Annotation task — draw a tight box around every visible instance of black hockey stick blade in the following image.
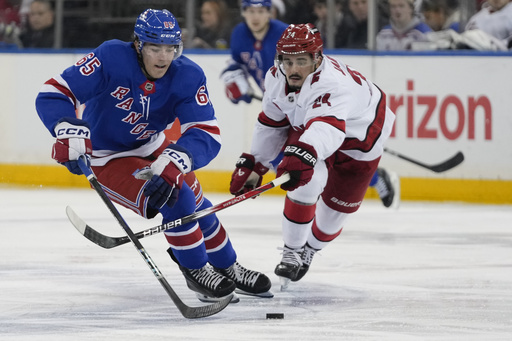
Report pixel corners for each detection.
[74,157,231,319]
[67,173,290,249]
[384,148,464,173]
[66,206,127,249]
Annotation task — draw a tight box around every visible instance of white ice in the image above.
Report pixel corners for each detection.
[1,186,511,340]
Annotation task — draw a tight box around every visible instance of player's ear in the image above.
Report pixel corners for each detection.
[133,37,142,55]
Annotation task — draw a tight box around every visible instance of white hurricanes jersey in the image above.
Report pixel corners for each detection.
[251,55,395,167]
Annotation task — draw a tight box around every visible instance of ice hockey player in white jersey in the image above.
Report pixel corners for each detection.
[229,23,396,288]
[35,9,271,302]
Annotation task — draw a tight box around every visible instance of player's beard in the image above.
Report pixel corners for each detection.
[286,73,303,92]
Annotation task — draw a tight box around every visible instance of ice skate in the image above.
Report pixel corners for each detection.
[179,264,236,299]
[294,243,318,282]
[195,292,240,304]
[275,245,303,290]
[375,168,400,209]
[214,261,273,298]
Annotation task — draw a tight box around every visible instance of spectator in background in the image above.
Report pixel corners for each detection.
[283,0,316,24]
[312,0,344,43]
[19,0,54,48]
[420,0,460,32]
[376,0,433,50]
[337,0,389,48]
[190,0,233,49]
[271,0,287,20]
[465,0,512,47]
[0,0,21,47]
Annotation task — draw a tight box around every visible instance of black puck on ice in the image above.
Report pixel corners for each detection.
[266,313,284,319]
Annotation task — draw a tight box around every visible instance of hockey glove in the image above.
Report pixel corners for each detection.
[230,153,269,196]
[221,68,252,104]
[276,141,317,191]
[135,144,193,210]
[52,117,93,175]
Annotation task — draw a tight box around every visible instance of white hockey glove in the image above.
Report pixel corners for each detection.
[221,68,253,104]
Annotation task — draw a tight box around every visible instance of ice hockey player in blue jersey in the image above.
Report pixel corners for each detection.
[35,8,271,302]
[220,0,288,103]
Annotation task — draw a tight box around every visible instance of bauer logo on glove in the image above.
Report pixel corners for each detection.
[283,145,317,166]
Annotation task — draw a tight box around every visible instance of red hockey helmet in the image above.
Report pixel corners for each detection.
[276,23,323,58]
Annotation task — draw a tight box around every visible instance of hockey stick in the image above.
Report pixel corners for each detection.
[67,172,290,249]
[74,157,232,319]
[250,93,262,101]
[384,148,464,173]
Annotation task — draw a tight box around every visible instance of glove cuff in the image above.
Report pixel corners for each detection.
[283,141,317,167]
[54,118,91,139]
[253,162,269,176]
[160,144,194,174]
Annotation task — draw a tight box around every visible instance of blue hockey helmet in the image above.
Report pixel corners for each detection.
[134,9,183,59]
[241,0,272,9]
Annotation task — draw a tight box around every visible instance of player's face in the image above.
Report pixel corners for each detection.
[140,43,175,79]
[281,53,317,90]
[242,7,271,34]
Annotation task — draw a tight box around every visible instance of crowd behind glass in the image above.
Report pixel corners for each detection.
[1,0,511,51]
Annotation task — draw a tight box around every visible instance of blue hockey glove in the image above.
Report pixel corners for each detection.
[135,144,193,209]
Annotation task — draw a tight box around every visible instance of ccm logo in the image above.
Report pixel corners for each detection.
[284,145,317,165]
[56,127,90,138]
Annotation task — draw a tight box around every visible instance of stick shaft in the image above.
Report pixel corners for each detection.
[76,158,231,318]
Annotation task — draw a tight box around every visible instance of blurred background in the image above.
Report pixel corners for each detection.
[1,0,511,205]
[0,0,495,50]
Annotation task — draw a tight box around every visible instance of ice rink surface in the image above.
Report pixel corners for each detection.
[1,186,511,340]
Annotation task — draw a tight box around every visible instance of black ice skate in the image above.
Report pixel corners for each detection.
[214,262,273,298]
[375,168,400,208]
[275,245,303,290]
[167,247,236,301]
[294,243,318,282]
[179,264,236,299]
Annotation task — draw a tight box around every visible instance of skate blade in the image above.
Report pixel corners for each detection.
[235,288,274,298]
[389,171,401,209]
[196,292,240,304]
[279,277,291,291]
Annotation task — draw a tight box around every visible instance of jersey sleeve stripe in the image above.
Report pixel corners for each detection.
[343,87,388,152]
[257,111,289,128]
[180,120,221,144]
[305,116,346,133]
[43,76,80,109]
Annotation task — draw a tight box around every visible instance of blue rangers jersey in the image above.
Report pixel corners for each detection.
[36,39,221,169]
[225,19,288,91]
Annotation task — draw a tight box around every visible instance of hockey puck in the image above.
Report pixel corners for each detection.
[266,313,284,319]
